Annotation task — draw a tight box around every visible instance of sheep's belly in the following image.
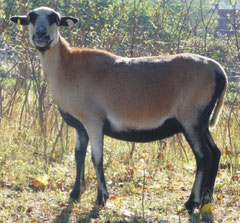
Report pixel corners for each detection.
[103,118,183,142]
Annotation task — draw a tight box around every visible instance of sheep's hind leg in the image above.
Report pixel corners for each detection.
[183,126,213,214]
[201,129,221,205]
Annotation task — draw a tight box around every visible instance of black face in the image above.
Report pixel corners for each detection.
[11,7,79,28]
[10,7,79,53]
[27,11,39,25]
[28,10,60,52]
[27,11,60,26]
[48,12,60,25]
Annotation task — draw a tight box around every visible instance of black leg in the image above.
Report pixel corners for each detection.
[58,109,89,201]
[183,126,213,214]
[70,127,89,201]
[202,129,221,204]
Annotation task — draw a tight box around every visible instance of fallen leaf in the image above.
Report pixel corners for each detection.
[180,186,187,191]
[166,163,173,170]
[26,207,33,213]
[122,193,128,197]
[232,175,239,181]
[109,195,118,200]
[144,188,150,193]
[52,153,57,160]
[126,167,134,176]
[59,201,67,208]
[86,173,94,179]
[178,195,184,200]
[217,194,224,200]
[201,203,213,214]
[115,197,122,206]
[177,205,183,212]
[31,175,49,187]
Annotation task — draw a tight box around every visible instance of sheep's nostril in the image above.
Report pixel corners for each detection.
[35,26,47,38]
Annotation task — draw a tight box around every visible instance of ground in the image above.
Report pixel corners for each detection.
[0,124,240,222]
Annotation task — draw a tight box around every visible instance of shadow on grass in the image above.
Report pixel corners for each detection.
[52,202,148,223]
[51,200,212,223]
[52,199,105,223]
[51,199,74,223]
[52,201,157,223]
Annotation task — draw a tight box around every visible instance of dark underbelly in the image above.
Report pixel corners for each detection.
[59,110,183,143]
[103,118,183,142]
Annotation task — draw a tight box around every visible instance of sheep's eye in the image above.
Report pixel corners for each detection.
[48,13,59,25]
[28,12,38,25]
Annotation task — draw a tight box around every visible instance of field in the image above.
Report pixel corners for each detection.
[1,1,240,222]
[0,90,240,223]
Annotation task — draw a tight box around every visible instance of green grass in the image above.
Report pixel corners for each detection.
[0,95,240,222]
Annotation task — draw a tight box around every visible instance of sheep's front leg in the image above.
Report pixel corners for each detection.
[87,123,109,206]
[70,127,89,201]
[58,110,89,201]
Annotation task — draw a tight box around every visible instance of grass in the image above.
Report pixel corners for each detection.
[0,93,240,222]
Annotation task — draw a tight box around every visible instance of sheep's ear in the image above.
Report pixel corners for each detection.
[10,16,29,25]
[58,16,79,26]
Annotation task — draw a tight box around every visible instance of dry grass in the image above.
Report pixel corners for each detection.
[0,95,240,223]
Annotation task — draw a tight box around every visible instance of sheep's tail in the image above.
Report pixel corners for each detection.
[210,70,228,127]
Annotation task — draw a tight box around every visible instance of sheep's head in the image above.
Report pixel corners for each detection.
[11,7,78,52]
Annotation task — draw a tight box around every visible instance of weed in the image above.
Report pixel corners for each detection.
[0,88,240,222]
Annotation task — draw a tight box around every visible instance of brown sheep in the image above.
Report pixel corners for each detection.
[11,7,228,214]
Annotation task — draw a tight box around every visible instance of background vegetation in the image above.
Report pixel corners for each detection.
[0,0,239,222]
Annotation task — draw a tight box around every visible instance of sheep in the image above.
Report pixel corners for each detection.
[11,7,228,214]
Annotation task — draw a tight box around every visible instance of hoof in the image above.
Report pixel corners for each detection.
[202,191,213,205]
[70,189,80,201]
[96,191,109,206]
[190,212,201,223]
[201,212,213,223]
[184,200,200,215]
[70,185,86,201]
